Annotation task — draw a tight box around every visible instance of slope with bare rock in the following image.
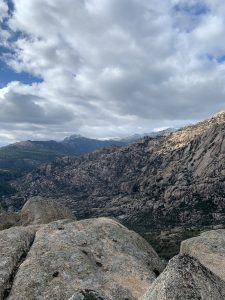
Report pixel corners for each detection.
[8,111,225,258]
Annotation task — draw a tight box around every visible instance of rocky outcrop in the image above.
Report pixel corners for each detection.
[180,229,225,281]
[1,218,164,300]
[141,255,225,300]
[0,226,36,299]
[142,227,225,299]
[1,215,225,300]
[0,197,74,231]
[20,196,75,226]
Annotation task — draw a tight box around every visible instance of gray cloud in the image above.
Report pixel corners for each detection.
[0,85,75,124]
[0,0,225,143]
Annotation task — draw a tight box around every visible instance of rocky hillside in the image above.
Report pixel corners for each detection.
[0,137,125,200]
[4,110,225,258]
[117,128,174,143]
[0,130,172,199]
[0,140,72,173]
[12,112,225,213]
[0,130,171,177]
[0,137,125,176]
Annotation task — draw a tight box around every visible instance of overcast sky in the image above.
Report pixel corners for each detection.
[0,0,225,145]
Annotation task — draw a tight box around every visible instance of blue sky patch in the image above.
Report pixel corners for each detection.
[6,0,14,16]
[216,55,225,64]
[0,2,42,88]
[201,53,225,64]
[174,2,209,16]
[0,62,43,87]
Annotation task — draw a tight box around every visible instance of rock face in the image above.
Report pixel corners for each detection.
[3,218,164,300]
[1,216,225,300]
[181,229,225,281]
[20,196,75,226]
[0,212,20,230]
[141,255,225,300]
[0,226,36,299]
[11,111,225,235]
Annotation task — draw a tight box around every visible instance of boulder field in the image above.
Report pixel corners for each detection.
[1,198,225,299]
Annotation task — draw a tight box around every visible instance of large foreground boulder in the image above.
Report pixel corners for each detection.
[5,218,164,300]
[180,229,225,281]
[0,226,36,299]
[20,196,74,225]
[141,255,225,300]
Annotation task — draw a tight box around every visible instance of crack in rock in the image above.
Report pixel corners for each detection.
[3,234,35,299]
[0,227,36,300]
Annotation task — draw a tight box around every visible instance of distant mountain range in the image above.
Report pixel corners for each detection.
[0,129,173,197]
[116,128,174,143]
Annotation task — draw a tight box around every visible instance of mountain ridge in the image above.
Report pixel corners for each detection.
[2,110,225,258]
[10,110,225,226]
[0,129,173,199]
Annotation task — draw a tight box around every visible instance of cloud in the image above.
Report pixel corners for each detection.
[0,82,75,124]
[0,1,8,22]
[0,0,225,143]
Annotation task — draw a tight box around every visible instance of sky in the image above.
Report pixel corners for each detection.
[0,0,225,145]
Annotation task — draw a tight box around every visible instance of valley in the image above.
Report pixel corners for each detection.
[2,111,225,259]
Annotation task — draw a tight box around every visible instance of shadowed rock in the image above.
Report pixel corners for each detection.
[141,255,225,300]
[7,218,164,300]
[0,212,20,231]
[69,289,106,300]
[181,229,225,281]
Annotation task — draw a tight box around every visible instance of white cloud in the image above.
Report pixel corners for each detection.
[0,0,225,143]
[0,0,8,22]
